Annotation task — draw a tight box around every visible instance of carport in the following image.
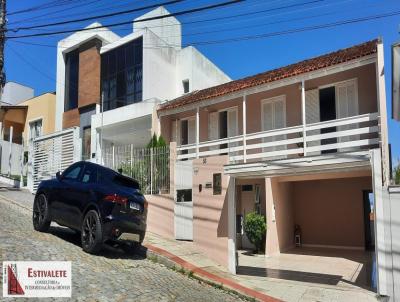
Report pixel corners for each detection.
[234,170,377,292]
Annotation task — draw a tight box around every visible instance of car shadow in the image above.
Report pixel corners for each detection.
[48,225,148,261]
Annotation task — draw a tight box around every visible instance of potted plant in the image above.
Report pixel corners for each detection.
[243,212,266,254]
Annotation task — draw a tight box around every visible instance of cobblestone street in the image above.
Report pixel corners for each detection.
[0,191,243,302]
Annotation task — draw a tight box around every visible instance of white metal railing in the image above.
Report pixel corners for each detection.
[176,112,380,162]
[103,145,170,195]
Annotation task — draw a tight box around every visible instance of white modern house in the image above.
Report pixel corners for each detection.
[54,6,230,163]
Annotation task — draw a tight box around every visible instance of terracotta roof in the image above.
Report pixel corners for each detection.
[158,39,378,112]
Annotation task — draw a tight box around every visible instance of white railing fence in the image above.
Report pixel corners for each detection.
[177,112,380,163]
[29,127,81,192]
[103,145,170,195]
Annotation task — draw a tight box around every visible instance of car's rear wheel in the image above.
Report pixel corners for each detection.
[33,194,51,232]
[81,210,103,254]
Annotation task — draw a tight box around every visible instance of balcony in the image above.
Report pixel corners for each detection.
[176,112,380,164]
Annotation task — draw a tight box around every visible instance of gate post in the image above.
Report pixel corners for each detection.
[27,139,34,192]
[227,176,236,274]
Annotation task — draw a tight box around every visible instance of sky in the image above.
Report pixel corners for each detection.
[4,0,400,166]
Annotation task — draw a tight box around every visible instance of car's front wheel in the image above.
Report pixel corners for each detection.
[33,194,51,232]
[81,210,103,254]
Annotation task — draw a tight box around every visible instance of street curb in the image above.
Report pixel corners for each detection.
[0,195,280,301]
[142,243,281,302]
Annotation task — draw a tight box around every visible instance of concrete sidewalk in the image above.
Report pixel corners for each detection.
[0,188,380,302]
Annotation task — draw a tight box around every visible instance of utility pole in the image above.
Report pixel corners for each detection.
[0,0,6,100]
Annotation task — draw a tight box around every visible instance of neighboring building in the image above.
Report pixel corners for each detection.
[55,6,230,161]
[19,92,56,146]
[153,39,393,297]
[1,82,34,106]
[0,92,56,145]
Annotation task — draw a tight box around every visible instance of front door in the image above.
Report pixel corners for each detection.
[319,86,337,154]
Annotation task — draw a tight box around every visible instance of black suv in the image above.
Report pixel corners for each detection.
[33,161,147,254]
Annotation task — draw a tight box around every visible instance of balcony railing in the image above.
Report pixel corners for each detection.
[176,112,380,163]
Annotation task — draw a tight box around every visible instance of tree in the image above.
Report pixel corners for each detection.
[394,161,400,185]
[243,212,266,253]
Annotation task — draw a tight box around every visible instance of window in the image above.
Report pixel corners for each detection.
[242,185,253,192]
[63,164,82,181]
[113,175,140,190]
[182,79,190,93]
[64,49,79,111]
[213,173,222,195]
[101,37,143,111]
[82,126,91,160]
[82,165,97,183]
[29,119,42,141]
[176,189,192,202]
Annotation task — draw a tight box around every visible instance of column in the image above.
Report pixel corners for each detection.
[242,94,247,163]
[301,80,307,156]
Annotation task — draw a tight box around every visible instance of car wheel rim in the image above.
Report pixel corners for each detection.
[33,196,45,226]
[82,213,96,247]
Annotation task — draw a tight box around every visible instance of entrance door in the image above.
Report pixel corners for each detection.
[363,190,375,250]
[174,160,193,240]
[319,86,337,154]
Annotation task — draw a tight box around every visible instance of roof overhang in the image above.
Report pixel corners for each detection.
[392,42,400,121]
[224,151,372,178]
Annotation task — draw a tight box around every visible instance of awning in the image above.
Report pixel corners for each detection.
[392,42,400,121]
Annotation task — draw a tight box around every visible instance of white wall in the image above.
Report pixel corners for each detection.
[1,82,34,105]
[0,140,23,176]
[142,29,177,102]
[176,46,231,96]
[388,187,400,302]
[133,6,181,49]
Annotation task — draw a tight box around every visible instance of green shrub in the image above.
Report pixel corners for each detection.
[243,212,266,253]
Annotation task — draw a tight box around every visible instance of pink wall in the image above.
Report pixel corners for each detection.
[160,63,378,144]
[292,176,372,248]
[265,178,295,255]
[145,194,175,239]
[192,155,230,267]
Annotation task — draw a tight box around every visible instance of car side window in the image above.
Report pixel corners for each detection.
[63,165,82,181]
[82,165,97,184]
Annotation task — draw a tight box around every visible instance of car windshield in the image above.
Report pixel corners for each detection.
[112,175,140,190]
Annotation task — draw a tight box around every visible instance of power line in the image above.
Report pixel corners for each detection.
[7,0,364,48]
[6,0,244,39]
[9,0,185,32]
[8,8,399,50]
[8,0,88,16]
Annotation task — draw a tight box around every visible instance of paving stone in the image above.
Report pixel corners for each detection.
[0,194,243,302]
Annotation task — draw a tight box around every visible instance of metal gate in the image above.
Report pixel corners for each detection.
[29,127,80,192]
[174,160,193,240]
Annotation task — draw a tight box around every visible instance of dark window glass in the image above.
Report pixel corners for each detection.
[176,189,192,202]
[183,80,189,93]
[101,37,143,111]
[213,173,222,195]
[242,185,253,191]
[64,49,79,111]
[63,164,82,181]
[82,165,97,183]
[113,175,140,190]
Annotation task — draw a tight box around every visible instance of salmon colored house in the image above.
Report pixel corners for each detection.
[147,39,392,296]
